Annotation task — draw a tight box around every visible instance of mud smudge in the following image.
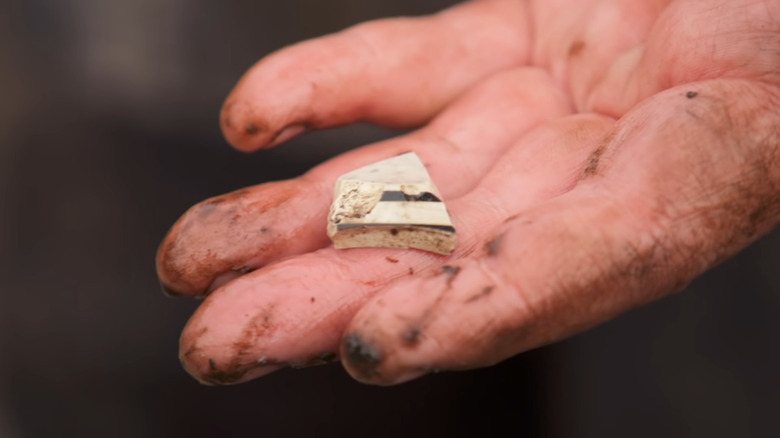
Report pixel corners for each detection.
[343,333,383,379]
[441,265,461,288]
[568,40,585,56]
[485,233,505,256]
[465,285,495,303]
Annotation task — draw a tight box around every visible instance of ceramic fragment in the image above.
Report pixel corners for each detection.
[327,152,456,255]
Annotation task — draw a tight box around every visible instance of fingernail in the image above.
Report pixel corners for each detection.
[206,271,244,295]
[198,357,283,386]
[160,281,185,298]
[343,333,384,380]
[267,124,307,148]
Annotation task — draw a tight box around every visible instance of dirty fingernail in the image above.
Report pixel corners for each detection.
[342,333,384,380]
[196,357,284,386]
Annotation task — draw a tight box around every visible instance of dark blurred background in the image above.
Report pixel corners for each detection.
[1,0,778,436]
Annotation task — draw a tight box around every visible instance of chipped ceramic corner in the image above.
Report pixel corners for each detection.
[327,152,456,255]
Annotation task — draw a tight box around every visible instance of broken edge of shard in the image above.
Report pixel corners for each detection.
[327,152,456,255]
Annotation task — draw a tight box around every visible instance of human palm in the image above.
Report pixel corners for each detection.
[157,0,780,385]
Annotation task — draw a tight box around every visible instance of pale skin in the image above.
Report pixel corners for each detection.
[156,0,780,385]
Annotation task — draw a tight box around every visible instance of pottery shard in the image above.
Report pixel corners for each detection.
[327,152,456,255]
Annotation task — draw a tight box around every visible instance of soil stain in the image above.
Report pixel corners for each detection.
[157,182,301,298]
[343,333,383,379]
[568,40,585,56]
[584,144,605,176]
[402,325,422,346]
[197,306,279,385]
[465,285,495,303]
[245,123,260,135]
[485,233,505,256]
[441,265,461,287]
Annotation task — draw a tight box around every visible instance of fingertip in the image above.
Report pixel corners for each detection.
[155,216,213,298]
[339,271,452,385]
[341,332,385,383]
[342,327,445,385]
[160,280,186,298]
[218,41,326,152]
[155,179,328,298]
[178,309,284,385]
[220,101,311,152]
[155,229,206,299]
[220,98,275,152]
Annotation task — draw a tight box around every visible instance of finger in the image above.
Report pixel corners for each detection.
[588,0,780,117]
[341,79,780,384]
[179,113,613,385]
[158,68,571,297]
[220,0,532,151]
[529,0,667,110]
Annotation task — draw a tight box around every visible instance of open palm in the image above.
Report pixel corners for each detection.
[157,0,780,385]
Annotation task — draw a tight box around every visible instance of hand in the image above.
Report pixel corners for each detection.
[156,0,780,385]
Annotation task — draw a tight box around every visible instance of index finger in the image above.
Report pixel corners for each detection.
[220,0,531,151]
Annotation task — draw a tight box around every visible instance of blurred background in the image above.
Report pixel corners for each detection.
[1,0,778,436]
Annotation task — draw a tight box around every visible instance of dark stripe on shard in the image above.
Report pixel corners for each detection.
[336,223,455,234]
[379,191,442,202]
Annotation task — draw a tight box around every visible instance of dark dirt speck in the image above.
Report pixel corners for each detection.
[568,40,585,56]
[485,233,505,256]
[245,123,260,135]
[465,285,495,303]
[441,265,461,287]
[343,333,383,379]
[402,325,422,346]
